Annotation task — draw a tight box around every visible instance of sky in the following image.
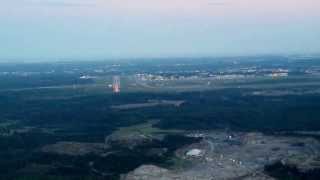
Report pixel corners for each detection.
[1,0,320,61]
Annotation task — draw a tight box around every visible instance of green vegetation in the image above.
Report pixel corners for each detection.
[1,59,320,179]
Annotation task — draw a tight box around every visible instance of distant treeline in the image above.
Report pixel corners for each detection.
[0,74,92,89]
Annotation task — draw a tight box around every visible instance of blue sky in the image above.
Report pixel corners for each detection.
[1,0,320,61]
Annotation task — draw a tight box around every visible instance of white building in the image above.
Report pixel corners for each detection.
[186,149,203,157]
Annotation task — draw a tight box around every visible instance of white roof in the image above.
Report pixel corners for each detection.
[186,149,202,156]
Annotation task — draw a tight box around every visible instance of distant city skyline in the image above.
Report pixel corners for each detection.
[1,0,320,61]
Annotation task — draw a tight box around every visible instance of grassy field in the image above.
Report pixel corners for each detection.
[110,120,184,138]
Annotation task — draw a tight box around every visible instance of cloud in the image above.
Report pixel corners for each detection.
[24,0,97,7]
[205,0,230,7]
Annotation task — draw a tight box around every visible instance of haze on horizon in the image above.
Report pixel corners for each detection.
[1,0,320,61]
